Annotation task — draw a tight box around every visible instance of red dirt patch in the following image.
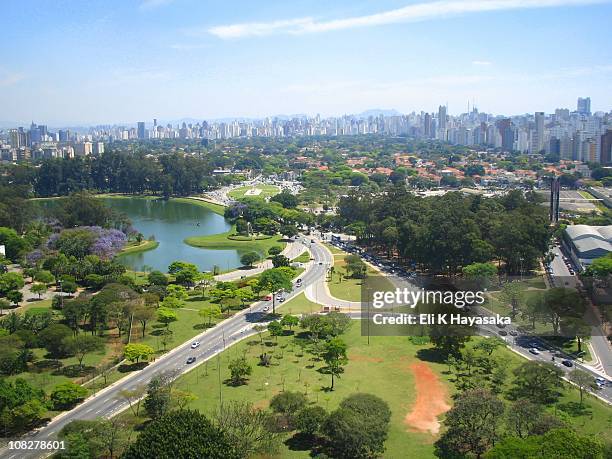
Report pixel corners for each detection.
[404,362,450,435]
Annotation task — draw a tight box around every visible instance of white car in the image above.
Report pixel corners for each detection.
[596,377,607,387]
[262,306,269,312]
[529,348,540,355]
[191,341,200,349]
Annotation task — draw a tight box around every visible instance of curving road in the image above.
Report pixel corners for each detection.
[0,238,331,459]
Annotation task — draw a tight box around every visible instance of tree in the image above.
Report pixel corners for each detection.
[323,337,348,390]
[147,270,168,286]
[280,314,299,331]
[569,369,596,406]
[6,290,23,307]
[258,268,293,314]
[324,393,391,459]
[344,254,367,279]
[435,388,504,458]
[271,254,290,268]
[505,399,545,439]
[271,191,299,209]
[228,357,252,385]
[123,409,238,459]
[240,252,260,267]
[510,361,564,404]
[30,283,47,299]
[118,385,146,418]
[279,224,299,239]
[124,343,155,364]
[542,288,585,335]
[462,262,497,289]
[0,272,25,295]
[295,406,327,436]
[269,391,306,417]
[267,320,283,340]
[33,269,55,285]
[133,303,155,338]
[39,323,73,357]
[62,334,104,368]
[143,375,172,420]
[268,246,282,256]
[560,316,591,354]
[50,382,88,410]
[157,307,178,329]
[500,282,524,318]
[215,401,281,458]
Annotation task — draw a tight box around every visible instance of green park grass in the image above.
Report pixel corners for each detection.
[185,230,286,258]
[323,242,345,255]
[291,250,311,264]
[279,293,323,315]
[228,184,280,201]
[327,253,391,302]
[124,321,451,458]
[118,240,159,256]
[578,190,607,213]
[119,318,612,457]
[173,197,227,216]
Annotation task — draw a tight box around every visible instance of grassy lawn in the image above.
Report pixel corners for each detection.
[185,230,286,258]
[122,322,452,458]
[119,240,159,256]
[173,197,226,216]
[578,190,607,213]
[279,293,323,315]
[119,317,612,457]
[323,243,345,255]
[327,253,388,302]
[291,250,310,263]
[228,184,280,201]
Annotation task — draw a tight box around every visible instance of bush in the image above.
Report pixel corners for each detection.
[50,382,88,410]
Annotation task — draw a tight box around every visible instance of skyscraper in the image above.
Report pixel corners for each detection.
[437,105,447,141]
[601,129,612,165]
[530,111,545,153]
[577,97,591,116]
[137,122,146,139]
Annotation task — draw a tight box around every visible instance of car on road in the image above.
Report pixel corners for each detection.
[264,295,272,301]
[279,297,285,303]
[262,306,269,312]
[509,330,518,336]
[561,359,573,367]
[596,377,607,387]
[186,357,196,364]
[529,348,540,355]
[191,341,200,349]
[499,330,508,336]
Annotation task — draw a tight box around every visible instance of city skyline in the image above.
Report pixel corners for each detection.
[2,0,612,124]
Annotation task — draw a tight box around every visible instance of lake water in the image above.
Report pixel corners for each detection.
[102,197,242,273]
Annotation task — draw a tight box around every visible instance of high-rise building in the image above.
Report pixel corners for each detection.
[577,97,591,116]
[137,122,146,139]
[437,105,447,141]
[58,129,70,142]
[601,129,612,165]
[530,112,545,153]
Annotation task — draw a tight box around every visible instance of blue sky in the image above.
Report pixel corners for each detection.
[2,0,611,125]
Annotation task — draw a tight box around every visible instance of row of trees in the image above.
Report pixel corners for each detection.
[337,187,551,274]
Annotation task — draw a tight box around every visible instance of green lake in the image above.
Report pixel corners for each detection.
[102,197,242,273]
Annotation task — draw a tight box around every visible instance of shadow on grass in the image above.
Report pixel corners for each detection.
[285,432,317,452]
[53,364,93,377]
[193,322,215,330]
[416,347,448,363]
[32,359,63,372]
[118,361,149,373]
[558,401,593,417]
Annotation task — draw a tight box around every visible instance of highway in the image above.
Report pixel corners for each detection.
[0,238,330,459]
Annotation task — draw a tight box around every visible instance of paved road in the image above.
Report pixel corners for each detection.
[0,239,330,459]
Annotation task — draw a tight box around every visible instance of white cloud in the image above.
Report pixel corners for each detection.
[207,0,609,39]
[472,60,492,66]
